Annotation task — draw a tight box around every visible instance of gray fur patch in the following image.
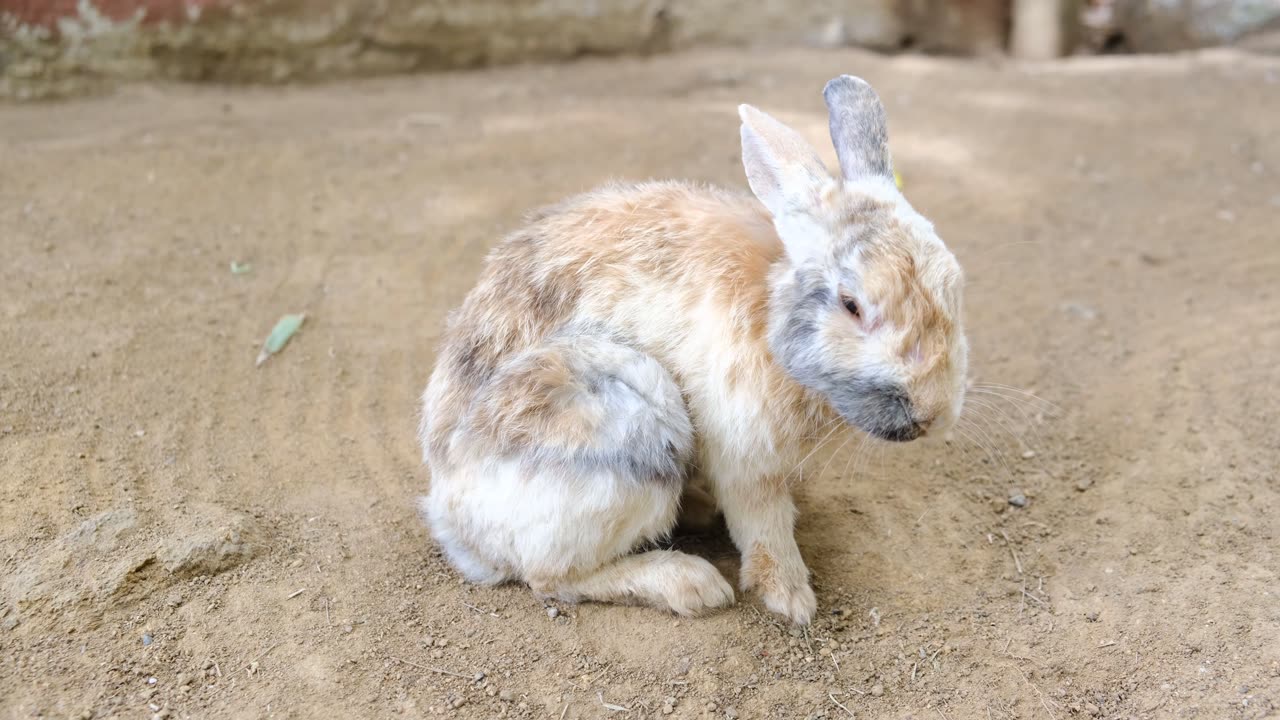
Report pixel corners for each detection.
[483,326,694,487]
[525,367,691,486]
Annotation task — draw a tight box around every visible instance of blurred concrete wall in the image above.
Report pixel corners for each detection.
[3,0,1277,99]
[0,0,1006,99]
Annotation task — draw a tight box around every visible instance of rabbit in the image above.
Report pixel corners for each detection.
[417,75,968,625]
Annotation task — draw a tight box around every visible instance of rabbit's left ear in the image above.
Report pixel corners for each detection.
[824,75,894,182]
[738,103,829,221]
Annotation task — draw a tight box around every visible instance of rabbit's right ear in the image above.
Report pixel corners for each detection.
[738,104,829,222]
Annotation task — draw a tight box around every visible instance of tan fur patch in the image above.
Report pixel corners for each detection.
[745,542,782,595]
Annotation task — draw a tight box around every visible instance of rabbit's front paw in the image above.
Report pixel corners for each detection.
[742,543,816,625]
[761,580,817,626]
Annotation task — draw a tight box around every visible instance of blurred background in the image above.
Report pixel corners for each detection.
[3,0,1280,98]
[2,2,1279,720]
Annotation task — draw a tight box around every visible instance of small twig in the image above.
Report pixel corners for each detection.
[238,642,280,674]
[1021,588,1048,607]
[668,680,688,685]
[462,601,498,617]
[1000,530,1024,575]
[213,661,222,678]
[1097,640,1117,648]
[286,588,306,600]
[830,651,841,673]
[1010,664,1058,720]
[559,704,569,720]
[598,691,632,713]
[324,597,331,627]
[829,692,856,718]
[911,660,919,683]
[388,655,473,680]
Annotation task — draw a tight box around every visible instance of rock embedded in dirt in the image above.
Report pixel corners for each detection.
[3,509,149,615]
[157,506,261,576]
[871,684,884,697]
[1009,491,1029,508]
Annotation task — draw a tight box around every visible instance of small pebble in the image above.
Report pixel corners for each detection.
[546,607,560,619]
[452,697,467,709]
[342,624,354,634]
[435,638,449,647]
[991,497,1007,514]
[1008,492,1028,508]
[871,684,884,697]
[499,689,514,702]
[147,677,157,685]
[1085,611,1100,622]
[1021,450,1036,459]
[1075,478,1094,492]
[725,707,738,719]
[473,672,485,682]
[152,711,171,720]
[141,634,153,646]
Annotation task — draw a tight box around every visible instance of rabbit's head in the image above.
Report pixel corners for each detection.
[742,76,967,442]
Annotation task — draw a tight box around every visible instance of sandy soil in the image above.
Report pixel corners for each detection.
[2,47,1279,720]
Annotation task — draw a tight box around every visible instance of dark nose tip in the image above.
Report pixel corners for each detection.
[877,421,923,442]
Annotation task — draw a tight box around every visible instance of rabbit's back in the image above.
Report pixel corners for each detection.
[421,180,787,472]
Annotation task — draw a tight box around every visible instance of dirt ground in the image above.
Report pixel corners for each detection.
[2,47,1279,720]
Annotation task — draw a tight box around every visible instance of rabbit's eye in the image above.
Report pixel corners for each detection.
[842,297,860,318]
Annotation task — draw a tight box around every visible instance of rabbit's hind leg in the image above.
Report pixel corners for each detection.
[426,330,733,615]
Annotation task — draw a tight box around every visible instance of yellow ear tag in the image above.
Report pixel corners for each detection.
[894,170,904,190]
